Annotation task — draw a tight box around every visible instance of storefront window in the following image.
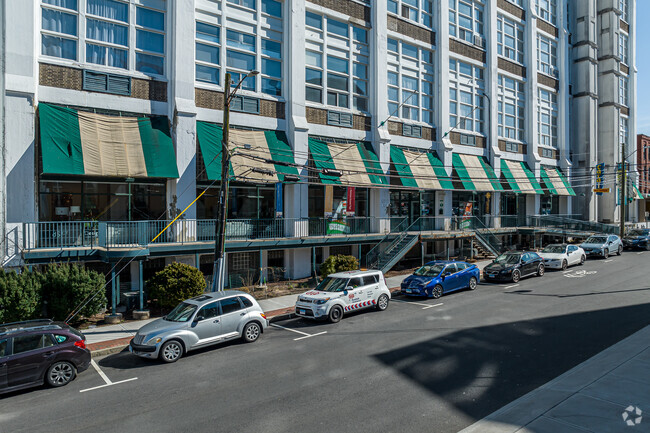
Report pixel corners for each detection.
[197,183,276,220]
[308,186,368,218]
[540,195,559,215]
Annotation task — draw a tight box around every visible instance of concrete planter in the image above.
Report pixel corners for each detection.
[104,313,123,325]
[132,310,150,320]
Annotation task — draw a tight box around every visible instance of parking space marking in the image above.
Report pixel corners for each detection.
[504,284,519,289]
[270,323,327,341]
[421,302,444,310]
[604,259,613,263]
[638,252,645,255]
[562,270,573,274]
[392,299,444,310]
[79,360,137,393]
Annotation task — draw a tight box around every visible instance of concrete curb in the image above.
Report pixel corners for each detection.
[91,345,129,358]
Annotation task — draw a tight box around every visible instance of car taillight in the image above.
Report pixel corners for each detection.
[74,339,87,349]
[260,313,267,319]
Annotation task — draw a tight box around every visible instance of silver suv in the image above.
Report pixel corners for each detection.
[130,291,268,363]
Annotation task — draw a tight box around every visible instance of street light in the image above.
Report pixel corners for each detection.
[211,70,259,292]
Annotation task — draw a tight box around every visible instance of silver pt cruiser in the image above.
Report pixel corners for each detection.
[130,290,268,363]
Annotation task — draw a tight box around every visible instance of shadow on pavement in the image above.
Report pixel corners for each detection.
[373,302,650,430]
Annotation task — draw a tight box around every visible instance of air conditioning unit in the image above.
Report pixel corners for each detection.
[473,34,485,49]
[551,67,559,78]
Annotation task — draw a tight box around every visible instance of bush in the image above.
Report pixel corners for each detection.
[40,264,107,321]
[147,262,206,309]
[0,269,42,324]
[319,255,359,277]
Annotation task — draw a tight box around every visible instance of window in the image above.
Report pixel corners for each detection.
[387,0,433,28]
[305,12,369,111]
[620,116,628,145]
[449,0,484,44]
[195,21,221,85]
[537,34,557,76]
[456,262,467,270]
[41,0,167,76]
[449,58,484,134]
[387,38,434,123]
[0,339,6,357]
[618,33,628,65]
[505,142,519,152]
[505,0,523,5]
[536,0,556,25]
[538,88,558,148]
[219,297,244,314]
[196,302,220,320]
[362,275,379,286]
[238,296,254,308]
[620,0,628,22]
[12,334,54,354]
[54,335,69,343]
[540,147,554,158]
[497,14,524,64]
[498,75,525,141]
[619,76,628,106]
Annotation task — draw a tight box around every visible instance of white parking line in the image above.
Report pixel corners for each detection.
[638,252,645,255]
[562,270,572,274]
[504,284,520,289]
[422,303,444,310]
[270,323,327,341]
[604,259,613,263]
[392,299,444,310]
[79,360,137,393]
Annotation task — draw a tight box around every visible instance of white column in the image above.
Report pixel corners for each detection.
[486,0,501,170]
[526,5,541,216]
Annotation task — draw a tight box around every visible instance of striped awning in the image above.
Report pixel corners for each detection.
[452,154,503,192]
[501,159,544,194]
[390,146,453,190]
[196,122,298,182]
[633,184,645,200]
[39,103,178,178]
[540,166,576,196]
[309,138,388,187]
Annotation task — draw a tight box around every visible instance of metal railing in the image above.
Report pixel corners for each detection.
[365,217,409,269]
[527,215,619,235]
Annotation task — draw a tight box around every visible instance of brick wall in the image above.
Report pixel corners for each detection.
[308,0,370,23]
[449,39,486,63]
[497,0,525,20]
[620,20,629,33]
[387,120,435,140]
[620,64,629,75]
[195,88,285,119]
[387,15,435,45]
[537,73,559,90]
[498,57,526,78]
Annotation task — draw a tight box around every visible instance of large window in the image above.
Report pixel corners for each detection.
[448,0,485,45]
[619,76,628,106]
[387,39,434,124]
[387,0,433,28]
[619,116,628,145]
[305,12,369,112]
[537,88,558,148]
[619,0,628,22]
[536,0,556,25]
[618,33,628,65]
[449,58,484,134]
[195,21,221,86]
[41,0,166,76]
[498,75,525,141]
[537,34,557,76]
[497,14,524,64]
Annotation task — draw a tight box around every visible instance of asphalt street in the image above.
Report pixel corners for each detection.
[2,251,650,433]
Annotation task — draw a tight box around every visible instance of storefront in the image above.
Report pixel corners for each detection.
[451,153,503,227]
[197,183,277,220]
[500,159,544,226]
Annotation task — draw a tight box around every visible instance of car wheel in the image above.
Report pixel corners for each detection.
[603,248,609,259]
[46,361,76,387]
[242,322,261,343]
[561,260,568,271]
[512,270,521,283]
[376,294,389,311]
[468,277,477,290]
[328,305,344,323]
[537,264,545,276]
[159,339,184,363]
[617,245,623,256]
[431,284,443,299]
[580,255,586,265]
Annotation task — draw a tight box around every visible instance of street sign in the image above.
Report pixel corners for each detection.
[593,188,610,193]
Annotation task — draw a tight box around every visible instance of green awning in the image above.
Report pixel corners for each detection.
[390,146,453,189]
[540,166,575,196]
[39,103,178,178]
[452,154,503,191]
[633,184,644,200]
[308,138,387,186]
[501,159,544,194]
[196,122,298,182]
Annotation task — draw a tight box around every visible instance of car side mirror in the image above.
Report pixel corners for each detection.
[343,290,348,296]
[346,286,354,291]
[195,315,205,322]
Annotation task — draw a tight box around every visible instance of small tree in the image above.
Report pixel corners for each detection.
[147,262,206,309]
[40,263,107,321]
[319,254,359,277]
[0,269,42,323]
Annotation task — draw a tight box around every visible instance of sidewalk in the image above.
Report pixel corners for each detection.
[460,324,650,433]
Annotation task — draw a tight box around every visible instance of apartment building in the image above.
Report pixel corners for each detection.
[0,0,641,293]
[637,134,649,220]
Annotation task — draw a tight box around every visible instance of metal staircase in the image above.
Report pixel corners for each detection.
[366,218,421,273]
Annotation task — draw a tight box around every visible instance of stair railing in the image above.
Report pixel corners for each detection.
[365,217,408,269]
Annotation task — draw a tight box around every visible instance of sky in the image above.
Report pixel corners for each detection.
[637,1,650,135]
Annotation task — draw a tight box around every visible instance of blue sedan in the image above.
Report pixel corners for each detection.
[400,261,480,299]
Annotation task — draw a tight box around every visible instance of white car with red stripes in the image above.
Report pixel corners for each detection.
[295,270,391,323]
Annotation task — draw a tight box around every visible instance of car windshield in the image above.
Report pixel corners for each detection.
[542,245,566,254]
[165,302,198,322]
[315,277,349,292]
[628,229,649,236]
[494,253,521,264]
[585,236,607,244]
[414,264,445,277]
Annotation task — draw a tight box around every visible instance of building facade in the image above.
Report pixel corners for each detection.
[637,134,649,220]
[0,0,641,291]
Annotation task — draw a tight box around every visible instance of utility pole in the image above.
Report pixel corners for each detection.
[620,140,626,239]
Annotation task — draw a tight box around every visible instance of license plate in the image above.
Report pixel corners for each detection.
[488,274,496,278]
[406,289,412,293]
[299,309,306,315]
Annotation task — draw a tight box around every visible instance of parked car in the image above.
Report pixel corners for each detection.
[483,251,545,283]
[623,228,650,250]
[0,320,91,395]
[538,244,586,270]
[130,291,268,363]
[400,261,480,299]
[580,234,623,258]
[295,270,390,323]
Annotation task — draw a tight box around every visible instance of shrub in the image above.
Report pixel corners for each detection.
[0,269,42,324]
[146,262,206,309]
[40,263,107,321]
[319,254,359,277]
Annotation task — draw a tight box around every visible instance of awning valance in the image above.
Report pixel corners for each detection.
[633,184,645,200]
[500,159,544,194]
[309,138,388,187]
[452,154,503,192]
[196,122,298,182]
[39,103,178,178]
[540,166,576,196]
[390,146,453,190]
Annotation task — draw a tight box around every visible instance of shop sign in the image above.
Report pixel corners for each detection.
[275,183,283,218]
[595,163,604,196]
[346,187,355,216]
[459,202,473,229]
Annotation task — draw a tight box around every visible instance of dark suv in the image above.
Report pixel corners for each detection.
[0,320,91,394]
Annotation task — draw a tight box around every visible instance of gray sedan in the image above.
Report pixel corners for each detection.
[580,234,623,259]
[130,291,268,363]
